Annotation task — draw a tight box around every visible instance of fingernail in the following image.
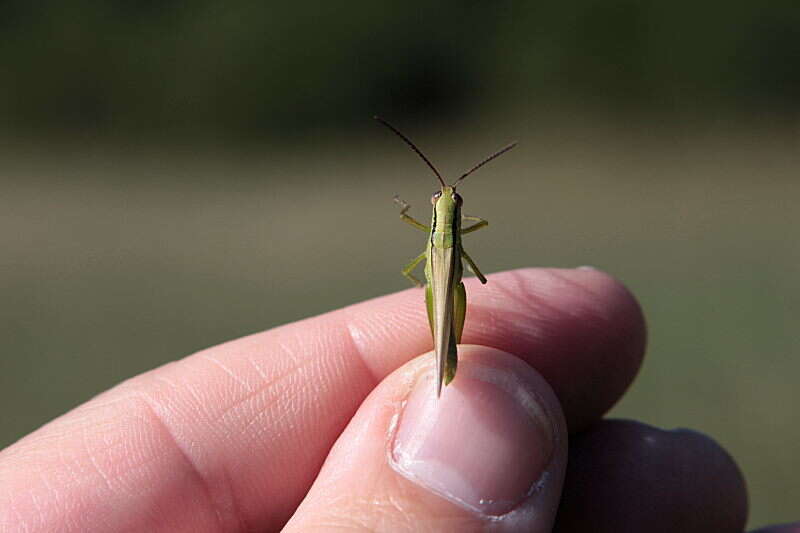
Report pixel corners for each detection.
[391,354,556,516]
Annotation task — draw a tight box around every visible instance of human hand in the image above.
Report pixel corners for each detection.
[0,268,789,531]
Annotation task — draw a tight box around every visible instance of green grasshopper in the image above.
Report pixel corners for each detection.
[375,117,517,396]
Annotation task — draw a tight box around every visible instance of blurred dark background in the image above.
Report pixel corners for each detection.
[1,2,798,528]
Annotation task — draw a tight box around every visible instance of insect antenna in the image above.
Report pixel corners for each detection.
[374,116,447,188]
[453,141,518,188]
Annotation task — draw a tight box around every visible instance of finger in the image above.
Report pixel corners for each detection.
[0,267,644,532]
[553,419,748,533]
[285,346,568,533]
[350,267,646,430]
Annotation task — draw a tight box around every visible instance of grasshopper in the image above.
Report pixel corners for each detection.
[375,117,516,396]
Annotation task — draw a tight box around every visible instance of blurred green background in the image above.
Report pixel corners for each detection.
[1,2,799,528]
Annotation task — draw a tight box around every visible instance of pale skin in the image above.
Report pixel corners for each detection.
[0,267,780,532]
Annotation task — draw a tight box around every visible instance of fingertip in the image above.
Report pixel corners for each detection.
[464,267,647,430]
[343,267,647,431]
[555,419,748,533]
[488,266,646,353]
[286,346,568,532]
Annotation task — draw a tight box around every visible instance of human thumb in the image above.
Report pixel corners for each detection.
[284,345,568,532]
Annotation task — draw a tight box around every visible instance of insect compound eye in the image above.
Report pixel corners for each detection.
[431,191,442,204]
[454,193,463,206]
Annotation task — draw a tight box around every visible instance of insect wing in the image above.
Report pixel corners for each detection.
[430,244,456,396]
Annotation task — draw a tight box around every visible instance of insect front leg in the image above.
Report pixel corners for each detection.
[461,214,488,234]
[394,196,430,232]
[402,251,427,287]
[461,248,487,284]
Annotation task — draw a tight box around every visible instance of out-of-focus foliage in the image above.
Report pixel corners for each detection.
[1,1,798,138]
[2,3,800,529]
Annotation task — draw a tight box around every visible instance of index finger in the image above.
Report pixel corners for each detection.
[0,267,645,532]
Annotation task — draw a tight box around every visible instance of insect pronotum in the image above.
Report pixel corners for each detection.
[375,116,517,396]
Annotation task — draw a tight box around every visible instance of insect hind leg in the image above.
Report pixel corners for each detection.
[402,251,427,287]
